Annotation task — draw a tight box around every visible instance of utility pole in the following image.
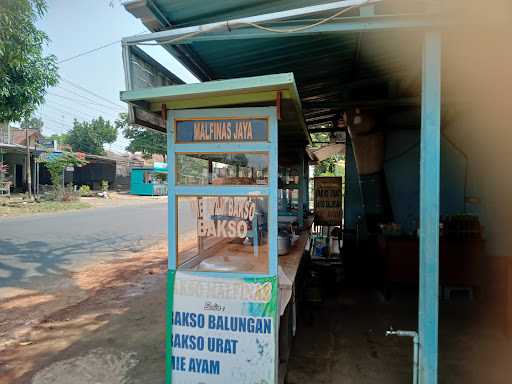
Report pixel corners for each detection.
[25,127,32,199]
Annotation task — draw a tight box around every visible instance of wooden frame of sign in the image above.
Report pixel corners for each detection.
[313,177,343,226]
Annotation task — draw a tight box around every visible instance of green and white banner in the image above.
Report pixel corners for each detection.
[167,271,278,384]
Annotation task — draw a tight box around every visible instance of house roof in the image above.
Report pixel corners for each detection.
[11,128,43,146]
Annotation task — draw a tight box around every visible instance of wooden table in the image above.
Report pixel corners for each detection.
[377,235,484,297]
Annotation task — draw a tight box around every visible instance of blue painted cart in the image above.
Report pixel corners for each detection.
[121,73,311,384]
[130,163,168,196]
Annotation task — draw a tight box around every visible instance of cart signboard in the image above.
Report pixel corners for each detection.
[168,272,278,384]
[175,118,268,143]
[314,177,343,226]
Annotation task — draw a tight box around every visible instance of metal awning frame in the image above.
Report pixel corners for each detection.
[120,4,445,382]
[122,0,386,46]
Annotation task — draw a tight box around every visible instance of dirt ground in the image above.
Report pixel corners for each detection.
[81,192,167,209]
[2,240,511,383]
[0,241,168,384]
[0,192,166,218]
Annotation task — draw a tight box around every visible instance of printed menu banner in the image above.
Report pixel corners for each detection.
[167,271,278,384]
[314,177,343,226]
[175,118,268,143]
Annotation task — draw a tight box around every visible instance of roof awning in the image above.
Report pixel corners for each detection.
[122,0,437,135]
[120,72,311,148]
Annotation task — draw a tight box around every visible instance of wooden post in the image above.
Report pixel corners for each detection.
[298,151,305,227]
[25,127,32,199]
[506,259,512,337]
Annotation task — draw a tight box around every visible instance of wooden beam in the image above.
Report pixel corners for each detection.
[303,97,420,110]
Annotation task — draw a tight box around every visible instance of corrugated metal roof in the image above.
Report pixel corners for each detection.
[124,1,428,129]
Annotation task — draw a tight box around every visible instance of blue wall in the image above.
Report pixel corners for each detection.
[344,130,466,234]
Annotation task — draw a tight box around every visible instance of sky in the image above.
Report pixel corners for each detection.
[34,0,198,153]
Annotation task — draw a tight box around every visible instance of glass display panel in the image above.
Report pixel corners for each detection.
[176,153,268,185]
[279,189,300,211]
[177,196,269,274]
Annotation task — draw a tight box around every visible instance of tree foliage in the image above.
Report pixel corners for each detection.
[42,152,86,189]
[116,113,166,159]
[65,117,117,155]
[0,0,59,123]
[20,116,44,131]
[314,154,345,177]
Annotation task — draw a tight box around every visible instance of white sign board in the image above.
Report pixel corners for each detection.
[168,271,278,383]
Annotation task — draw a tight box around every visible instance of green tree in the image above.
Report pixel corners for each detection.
[0,0,59,123]
[116,113,166,159]
[314,154,345,177]
[65,117,117,155]
[310,132,331,147]
[45,132,68,143]
[20,116,44,131]
[42,152,86,192]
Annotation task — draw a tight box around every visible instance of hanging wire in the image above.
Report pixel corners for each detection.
[132,1,375,46]
[242,6,356,34]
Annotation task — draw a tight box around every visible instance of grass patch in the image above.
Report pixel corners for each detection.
[0,200,92,217]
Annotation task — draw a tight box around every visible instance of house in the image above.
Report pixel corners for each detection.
[0,124,42,193]
[68,151,144,191]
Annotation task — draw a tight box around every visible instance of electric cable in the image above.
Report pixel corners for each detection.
[41,104,97,121]
[57,30,147,64]
[57,40,121,64]
[54,86,125,112]
[243,6,356,34]
[132,1,377,46]
[47,92,126,114]
[60,77,126,109]
[42,99,121,122]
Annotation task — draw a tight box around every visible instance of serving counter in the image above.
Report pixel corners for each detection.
[278,221,312,315]
[277,225,311,384]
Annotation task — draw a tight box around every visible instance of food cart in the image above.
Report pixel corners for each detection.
[130,162,168,196]
[121,73,312,383]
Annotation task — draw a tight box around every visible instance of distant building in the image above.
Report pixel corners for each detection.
[0,125,42,193]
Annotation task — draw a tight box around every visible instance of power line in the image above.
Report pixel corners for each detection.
[43,98,119,121]
[53,87,125,112]
[60,77,125,109]
[57,30,146,64]
[42,104,96,121]
[47,92,124,115]
[57,39,121,64]
[38,113,70,129]
[33,116,66,135]
[42,101,99,120]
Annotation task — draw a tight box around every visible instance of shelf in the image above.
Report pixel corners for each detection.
[279,184,299,190]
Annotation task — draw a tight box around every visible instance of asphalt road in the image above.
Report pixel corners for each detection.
[0,202,167,293]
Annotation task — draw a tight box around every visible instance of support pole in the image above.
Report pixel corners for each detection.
[298,151,305,227]
[418,31,441,384]
[25,127,32,199]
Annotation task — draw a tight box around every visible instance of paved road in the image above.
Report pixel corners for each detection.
[0,202,167,293]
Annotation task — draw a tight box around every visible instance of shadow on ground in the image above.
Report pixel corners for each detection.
[0,234,156,289]
[0,244,167,384]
